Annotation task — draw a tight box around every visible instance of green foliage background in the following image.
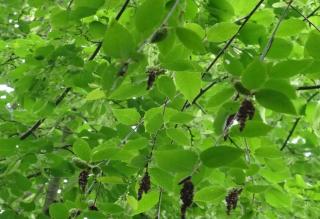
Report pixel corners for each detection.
[0,0,320,218]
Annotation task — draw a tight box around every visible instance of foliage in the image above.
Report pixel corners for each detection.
[0,0,320,218]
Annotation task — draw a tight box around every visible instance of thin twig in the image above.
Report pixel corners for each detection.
[115,0,131,20]
[297,85,320,90]
[19,0,131,140]
[289,4,320,32]
[280,117,301,151]
[260,0,293,60]
[181,76,228,111]
[180,0,265,111]
[89,0,131,61]
[155,188,163,219]
[67,0,74,10]
[280,92,319,151]
[305,5,320,19]
[204,0,265,78]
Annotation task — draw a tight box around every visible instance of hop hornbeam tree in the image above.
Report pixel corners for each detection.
[0,0,320,218]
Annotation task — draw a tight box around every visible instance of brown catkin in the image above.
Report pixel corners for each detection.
[237,99,255,131]
[78,170,89,193]
[88,205,98,211]
[179,177,194,219]
[225,188,243,215]
[137,170,151,200]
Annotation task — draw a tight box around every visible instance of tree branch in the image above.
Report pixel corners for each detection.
[181,76,228,111]
[305,5,320,19]
[280,117,301,151]
[42,177,61,215]
[88,0,131,61]
[180,0,265,111]
[280,92,319,151]
[19,0,132,140]
[297,85,320,90]
[115,0,131,21]
[203,0,265,78]
[289,4,320,33]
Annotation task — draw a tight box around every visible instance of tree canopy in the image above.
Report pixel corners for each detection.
[0,0,320,218]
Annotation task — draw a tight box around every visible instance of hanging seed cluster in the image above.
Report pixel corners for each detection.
[225,188,243,215]
[137,170,151,200]
[179,177,194,219]
[237,99,255,131]
[78,169,90,193]
[224,99,255,140]
[88,204,98,211]
[146,68,165,90]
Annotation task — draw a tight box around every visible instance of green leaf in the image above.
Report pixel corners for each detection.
[73,138,92,162]
[264,38,293,59]
[238,23,266,45]
[168,111,194,124]
[103,21,135,59]
[89,21,107,40]
[241,58,267,90]
[255,146,281,158]
[156,75,176,100]
[230,121,272,137]
[109,81,147,100]
[176,27,205,53]
[277,18,306,37]
[112,108,140,125]
[72,0,105,18]
[166,128,190,145]
[207,87,235,108]
[263,79,297,99]
[305,30,320,59]
[135,0,164,34]
[155,149,198,172]
[207,22,238,42]
[270,59,312,78]
[265,188,292,209]
[255,89,296,115]
[98,176,124,184]
[144,107,163,133]
[201,146,243,168]
[149,168,174,191]
[174,71,201,103]
[246,184,269,193]
[86,88,106,101]
[49,203,69,219]
[133,191,159,215]
[194,185,226,203]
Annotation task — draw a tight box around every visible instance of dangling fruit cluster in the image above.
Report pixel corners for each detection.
[179,176,194,219]
[88,204,98,211]
[78,169,90,193]
[146,67,165,90]
[137,170,151,200]
[225,188,243,215]
[237,99,255,131]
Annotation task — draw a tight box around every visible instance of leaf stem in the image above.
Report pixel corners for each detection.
[260,0,293,61]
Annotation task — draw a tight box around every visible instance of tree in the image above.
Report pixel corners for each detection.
[0,0,320,218]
